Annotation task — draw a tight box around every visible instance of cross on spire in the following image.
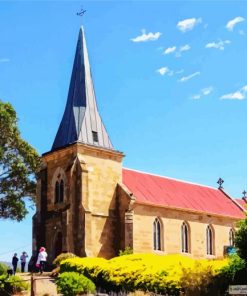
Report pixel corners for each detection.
[76,7,86,17]
[217,178,224,189]
[242,190,247,198]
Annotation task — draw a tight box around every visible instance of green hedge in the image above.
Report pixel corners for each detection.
[56,271,96,296]
[0,274,29,295]
[59,254,244,295]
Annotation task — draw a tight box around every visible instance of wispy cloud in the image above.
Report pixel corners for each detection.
[177,17,202,33]
[0,58,10,63]
[191,86,213,100]
[226,16,245,31]
[163,44,191,57]
[205,40,230,50]
[191,94,201,100]
[131,29,162,42]
[221,85,247,100]
[163,46,176,55]
[157,67,183,77]
[180,44,191,52]
[157,67,170,76]
[179,71,200,82]
[175,44,191,57]
[202,86,213,95]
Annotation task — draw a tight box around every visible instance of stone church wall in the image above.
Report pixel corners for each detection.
[132,204,237,258]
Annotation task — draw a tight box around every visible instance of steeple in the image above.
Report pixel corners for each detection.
[52,27,113,151]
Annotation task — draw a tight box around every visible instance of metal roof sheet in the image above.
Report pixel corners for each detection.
[52,27,113,151]
[122,168,244,219]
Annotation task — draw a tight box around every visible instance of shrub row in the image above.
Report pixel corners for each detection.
[59,254,244,295]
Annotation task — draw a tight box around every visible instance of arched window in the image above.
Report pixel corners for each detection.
[181,222,190,253]
[55,181,60,204]
[59,180,64,203]
[206,225,214,255]
[229,228,235,246]
[153,218,162,251]
[54,179,64,204]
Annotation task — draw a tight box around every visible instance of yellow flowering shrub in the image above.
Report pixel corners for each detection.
[60,254,230,295]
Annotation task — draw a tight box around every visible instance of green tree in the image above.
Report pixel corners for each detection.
[235,217,247,261]
[0,100,40,221]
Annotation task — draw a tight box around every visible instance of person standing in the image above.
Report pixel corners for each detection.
[36,247,47,274]
[12,253,18,275]
[20,252,28,273]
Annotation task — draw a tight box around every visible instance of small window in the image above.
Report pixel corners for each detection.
[92,131,98,142]
[55,181,60,204]
[153,218,162,251]
[206,225,214,255]
[181,222,190,253]
[54,179,64,204]
[60,180,64,203]
[229,228,235,246]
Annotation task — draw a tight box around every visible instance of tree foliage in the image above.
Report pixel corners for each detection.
[235,217,247,261]
[0,100,40,221]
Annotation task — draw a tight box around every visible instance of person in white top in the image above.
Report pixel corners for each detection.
[20,252,28,273]
[36,247,48,274]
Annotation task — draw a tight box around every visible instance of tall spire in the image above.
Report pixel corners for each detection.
[52,27,113,151]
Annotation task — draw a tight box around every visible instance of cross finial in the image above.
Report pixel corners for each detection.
[242,190,247,198]
[76,7,86,17]
[217,178,224,189]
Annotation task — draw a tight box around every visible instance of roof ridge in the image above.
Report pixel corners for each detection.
[123,167,218,190]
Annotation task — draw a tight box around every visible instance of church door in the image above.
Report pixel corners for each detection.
[54,232,63,258]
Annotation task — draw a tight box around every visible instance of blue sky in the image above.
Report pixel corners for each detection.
[1,0,247,261]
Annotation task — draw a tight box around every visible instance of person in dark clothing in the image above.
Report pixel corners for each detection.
[12,253,18,275]
[20,252,28,273]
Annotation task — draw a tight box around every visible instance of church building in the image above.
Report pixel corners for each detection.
[33,27,246,263]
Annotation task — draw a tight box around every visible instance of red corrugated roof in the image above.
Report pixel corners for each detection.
[235,198,247,208]
[122,168,244,219]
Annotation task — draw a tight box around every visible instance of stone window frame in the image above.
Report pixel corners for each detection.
[229,228,235,247]
[52,167,67,204]
[153,217,163,251]
[181,221,190,254]
[206,224,215,255]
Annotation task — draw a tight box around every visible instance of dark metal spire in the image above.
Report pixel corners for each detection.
[52,27,113,151]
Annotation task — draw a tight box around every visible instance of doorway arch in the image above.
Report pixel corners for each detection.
[54,231,63,258]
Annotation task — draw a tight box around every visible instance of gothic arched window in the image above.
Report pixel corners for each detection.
[54,179,64,204]
[229,228,235,246]
[153,218,162,251]
[206,225,214,255]
[55,181,60,203]
[59,180,64,203]
[181,221,190,253]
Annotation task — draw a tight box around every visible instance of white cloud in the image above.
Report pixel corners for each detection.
[163,46,176,55]
[179,71,200,82]
[202,86,213,95]
[221,85,247,100]
[180,44,191,52]
[177,17,202,32]
[131,29,162,42]
[191,94,201,100]
[191,86,213,100]
[157,67,170,76]
[156,67,183,77]
[226,16,245,31]
[205,40,230,50]
[0,58,10,63]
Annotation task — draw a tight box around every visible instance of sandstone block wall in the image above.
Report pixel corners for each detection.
[132,204,237,259]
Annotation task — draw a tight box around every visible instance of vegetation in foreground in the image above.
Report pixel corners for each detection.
[0,262,29,295]
[56,253,245,296]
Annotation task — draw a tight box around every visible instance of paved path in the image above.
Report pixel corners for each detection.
[17,273,58,296]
